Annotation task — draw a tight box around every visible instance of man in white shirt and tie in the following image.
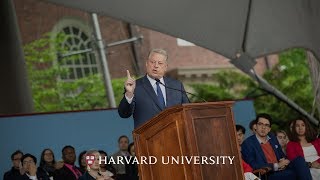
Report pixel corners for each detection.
[118,48,189,128]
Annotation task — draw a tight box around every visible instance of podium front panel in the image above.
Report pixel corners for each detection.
[133,102,244,180]
[184,103,243,180]
[134,109,193,180]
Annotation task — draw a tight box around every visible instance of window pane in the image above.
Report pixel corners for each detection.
[69,68,75,79]
[66,58,72,65]
[61,72,67,79]
[84,68,90,76]
[76,68,83,78]
[87,41,93,48]
[81,32,88,41]
[80,44,85,50]
[74,38,80,45]
[67,38,73,46]
[90,54,96,64]
[63,27,70,34]
[72,27,79,35]
[63,42,71,51]
[71,46,77,51]
[57,25,99,80]
[75,58,80,65]
[82,55,88,64]
[92,67,98,74]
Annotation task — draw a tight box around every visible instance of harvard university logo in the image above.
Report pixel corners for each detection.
[86,154,95,165]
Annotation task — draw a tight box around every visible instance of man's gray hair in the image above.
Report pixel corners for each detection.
[148,48,168,61]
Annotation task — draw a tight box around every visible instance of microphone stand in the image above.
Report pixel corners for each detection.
[155,78,207,103]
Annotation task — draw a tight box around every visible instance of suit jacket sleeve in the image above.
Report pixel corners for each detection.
[118,95,135,118]
[241,138,274,170]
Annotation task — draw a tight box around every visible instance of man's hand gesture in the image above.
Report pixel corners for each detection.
[29,163,37,176]
[125,70,136,98]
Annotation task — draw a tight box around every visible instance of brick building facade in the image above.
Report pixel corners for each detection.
[14,0,278,82]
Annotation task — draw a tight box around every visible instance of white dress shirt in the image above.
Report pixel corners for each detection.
[126,75,166,105]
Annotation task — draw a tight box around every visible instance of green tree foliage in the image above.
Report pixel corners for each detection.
[253,49,314,129]
[24,34,125,112]
[191,48,315,130]
[189,71,256,102]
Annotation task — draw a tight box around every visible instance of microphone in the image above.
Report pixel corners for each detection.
[155,78,207,103]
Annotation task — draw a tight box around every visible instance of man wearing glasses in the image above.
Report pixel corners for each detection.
[241,113,312,180]
[20,153,49,180]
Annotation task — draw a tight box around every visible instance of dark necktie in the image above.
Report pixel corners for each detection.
[156,81,165,109]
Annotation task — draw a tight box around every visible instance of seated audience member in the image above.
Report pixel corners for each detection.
[39,148,63,179]
[125,143,139,180]
[54,145,82,180]
[249,119,257,134]
[78,150,87,174]
[112,135,130,180]
[20,153,50,180]
[286,118,320,179]
[79,150,114,180]
[236,124,261,180]
[99,150,117,178]
[242,113,312,180]
[3,150,24,180]
[236,124,246,147]
[275,130,288,155]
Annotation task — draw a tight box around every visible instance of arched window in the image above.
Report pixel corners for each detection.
[52,18,100,81]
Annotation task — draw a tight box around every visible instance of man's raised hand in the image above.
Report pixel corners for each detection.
[125,70,136,98]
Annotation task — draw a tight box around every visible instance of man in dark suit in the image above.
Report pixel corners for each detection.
[241,113,312,180]
[54,145,82,180]
[118,48,189,128]
[3,150,24,180]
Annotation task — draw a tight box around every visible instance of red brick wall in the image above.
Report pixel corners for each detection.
[138,28,231,72]
[13,0,136,78]
[14,0,277,79]
[137,28,278,75]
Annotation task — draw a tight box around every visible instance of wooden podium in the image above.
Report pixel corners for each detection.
[133,102,244,180]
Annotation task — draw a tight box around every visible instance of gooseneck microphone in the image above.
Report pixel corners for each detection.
[155,78,207,103]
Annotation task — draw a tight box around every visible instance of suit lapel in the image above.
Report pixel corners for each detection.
[163,77,172,107]
[142,75,163,111]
